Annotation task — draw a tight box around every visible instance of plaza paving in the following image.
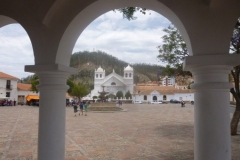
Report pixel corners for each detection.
[0,104,239,160]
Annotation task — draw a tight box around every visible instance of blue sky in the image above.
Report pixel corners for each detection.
[0,10,171,79]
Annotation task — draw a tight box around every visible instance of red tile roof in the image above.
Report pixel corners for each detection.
[134,85,193,95]
[0,72,19,80]
[17,83,31,91]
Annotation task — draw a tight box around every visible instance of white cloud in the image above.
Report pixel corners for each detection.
[0,24,34,79]
[0,10,171,79]
[73,10,170,66]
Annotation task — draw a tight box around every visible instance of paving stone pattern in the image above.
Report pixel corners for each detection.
[0,104,239,160]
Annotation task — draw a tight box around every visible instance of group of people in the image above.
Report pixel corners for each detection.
[117,100,122,106]
[73,101,90,116]
[0,99,16,106]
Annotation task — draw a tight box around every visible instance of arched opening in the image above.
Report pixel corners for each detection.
[152,96,157,101]
[55,0,192,66]
[111,82,116,85]
[163,95,167,100]
[0,15,35,105]
[129,73,132,77]
[125,73,128,77]
[144,95,147,100]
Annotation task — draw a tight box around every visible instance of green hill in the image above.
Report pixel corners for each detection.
[69,51,165,89]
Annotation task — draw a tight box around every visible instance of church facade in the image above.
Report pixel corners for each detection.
[90,65,134,98]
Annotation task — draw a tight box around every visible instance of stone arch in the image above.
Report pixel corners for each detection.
[0,15,17,27]
[55,0,192,66]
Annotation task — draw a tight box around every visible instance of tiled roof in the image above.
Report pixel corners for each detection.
[17,83,31,91]
[134,85,193,95]
[0,72,19,80]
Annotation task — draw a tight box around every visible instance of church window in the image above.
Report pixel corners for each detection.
[144,95,147,100]
[129,73,132,77]
[125,73,128,77]
[111,82,116,85]
[96,74,98,78]
[100,74,102,78]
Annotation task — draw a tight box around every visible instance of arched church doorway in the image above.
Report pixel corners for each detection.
[152,96,157,101]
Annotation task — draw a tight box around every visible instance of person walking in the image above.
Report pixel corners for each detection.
[79,102,84,116]
[73,103,78,116]
[84,101,89,116]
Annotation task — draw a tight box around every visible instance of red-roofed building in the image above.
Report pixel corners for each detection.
[132,85,194,103]
[0,72,19,101]
[17,83,39,105]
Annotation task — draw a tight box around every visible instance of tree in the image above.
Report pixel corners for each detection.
[125,91,132,99]
[116,7,148,20]
[230,17,240,135]
[67,78,75,94]
[157,24,189,67]
[70,85,89,103]
[30,74,39,93]
[108,93,116,99]
[116,91,123,99]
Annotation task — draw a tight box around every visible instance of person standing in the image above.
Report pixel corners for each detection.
[181,100,185,107]
[73,104,78,116]
[13,99,16,106]
[84,101,89,116]
[79,102,84,116]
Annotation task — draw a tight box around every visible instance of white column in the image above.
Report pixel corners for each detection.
[184,54,240,160]
[37,71,69,160]
[190,65,232,160]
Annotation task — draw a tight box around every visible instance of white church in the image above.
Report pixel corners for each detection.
[90,65,134,98]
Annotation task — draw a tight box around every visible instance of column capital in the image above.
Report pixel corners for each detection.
[187,65,233,91]
[183,54,240,71]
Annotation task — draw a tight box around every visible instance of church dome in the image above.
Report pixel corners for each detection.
[124,65,133,71]
[96,66,104,72]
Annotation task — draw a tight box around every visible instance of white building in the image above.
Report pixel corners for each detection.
[0,72,19,100]
[17,83,39,104]
[162,76,175,86]
[91,65,134,98]
[133,85,194,102]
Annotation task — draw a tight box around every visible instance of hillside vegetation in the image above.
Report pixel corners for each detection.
[69,51,165,89]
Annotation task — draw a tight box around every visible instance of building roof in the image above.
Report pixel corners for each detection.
[0,72,19,80]
[134,85,193,95]
[17,83,32,91]
[124,65,133,71]
[96,66,104,72]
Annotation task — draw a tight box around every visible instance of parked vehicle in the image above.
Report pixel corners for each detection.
[133,101,143,104]
[159,100,168,104]
[170,99,180,103]
[27,100,39,106]
[151,101,163,104]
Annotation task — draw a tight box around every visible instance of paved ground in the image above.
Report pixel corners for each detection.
[0,104,239,160]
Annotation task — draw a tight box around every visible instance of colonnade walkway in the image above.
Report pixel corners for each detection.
[0,104,239,160]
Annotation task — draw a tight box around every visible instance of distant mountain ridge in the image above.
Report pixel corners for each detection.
[69,51,165,89]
